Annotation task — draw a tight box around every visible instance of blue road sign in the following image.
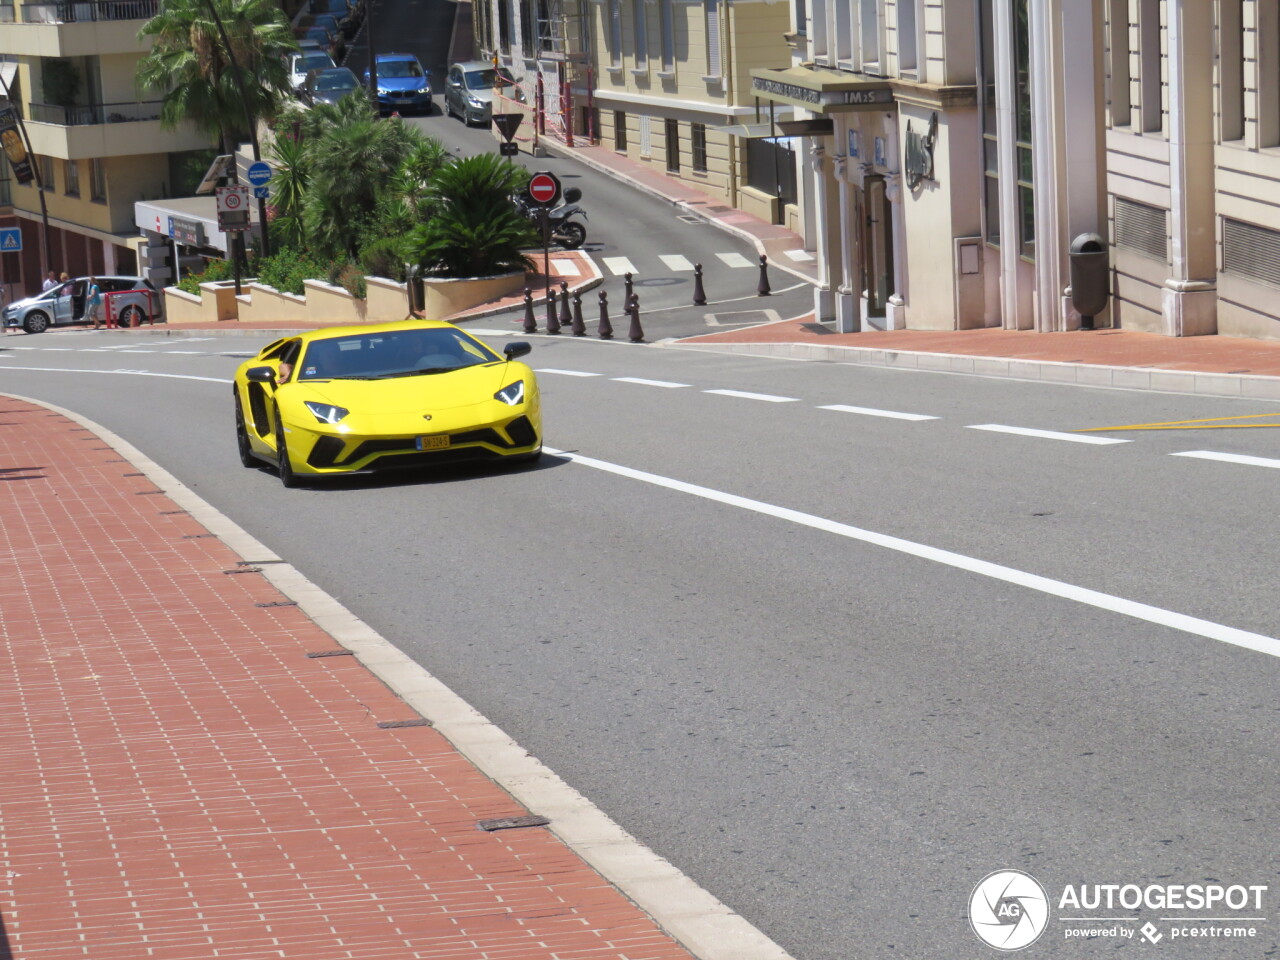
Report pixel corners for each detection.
[0,227,21,252]
[246,161,272,186]
[253,186,270,200]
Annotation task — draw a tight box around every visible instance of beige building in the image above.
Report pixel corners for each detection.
[0,0,211,293]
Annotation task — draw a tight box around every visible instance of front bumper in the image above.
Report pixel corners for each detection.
[378,90,431,111]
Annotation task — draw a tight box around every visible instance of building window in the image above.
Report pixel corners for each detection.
[90,158,106,202]
[897,0,919,76]
[1218,0,1243,140]
[659,0,674,72]
[980,0,998,246]
[615,110,627,151]
[665,118,680,172]
[1257,0,1280,146]
[607,0,622,67]
[704,0,722,78]
[860,0,881,72]
[520,0,534,52]
[498,0,511,48]
[39,155,54,192]
[1014,0,1034,259]
[632,0,648,67]
[64,158,79,196]
[639,114,652,157]
[1107,0,1132,127]
[1138,0,1162,134]
[691,122,707,171]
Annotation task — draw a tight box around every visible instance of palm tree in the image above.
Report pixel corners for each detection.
[137,0,296,153]
[405,153,538,279]
[266,127,308,250]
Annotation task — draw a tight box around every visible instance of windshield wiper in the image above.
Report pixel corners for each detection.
[378,366,459,378]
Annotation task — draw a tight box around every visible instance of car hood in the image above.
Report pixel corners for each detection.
[296,362,524,412]
[378,77,427,92]
[4,294,49,312]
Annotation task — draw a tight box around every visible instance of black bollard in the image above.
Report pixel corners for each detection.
[571,289,586,336]
[757,254,771,296]
[598,289,614,339]
[693,263,707,306]
[627,293,644,343]
[546,284,560,334]
[523,287,537,333]
[559,281,572,327]
[623,271,634,305]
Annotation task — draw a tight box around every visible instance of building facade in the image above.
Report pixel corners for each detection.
[0,0,212,294]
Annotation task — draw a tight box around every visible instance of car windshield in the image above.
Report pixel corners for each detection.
[464,69,500,90]
[316,71,357,91]
[297,328,500,380]
[380,60,423,79]
[296,54,332,73]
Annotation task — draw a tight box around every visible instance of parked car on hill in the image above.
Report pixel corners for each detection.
[301,66,362,106]
[289,50,336,90]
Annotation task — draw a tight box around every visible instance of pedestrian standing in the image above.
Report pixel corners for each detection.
[41,271,58,292]
[86,277,104,329]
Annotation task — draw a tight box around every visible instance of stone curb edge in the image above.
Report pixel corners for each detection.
[5,391,796,960]
[661,339,1280,399]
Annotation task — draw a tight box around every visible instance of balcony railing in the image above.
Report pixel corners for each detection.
[28,99,163,125]
[18,0,157,23]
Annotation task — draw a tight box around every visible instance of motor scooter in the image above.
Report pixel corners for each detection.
[514,186,588,250]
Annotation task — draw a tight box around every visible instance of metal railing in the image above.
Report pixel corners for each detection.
[18,0,157,22]
[27,99,163,125]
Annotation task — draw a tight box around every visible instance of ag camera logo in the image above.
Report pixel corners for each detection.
[970,870,1050,951]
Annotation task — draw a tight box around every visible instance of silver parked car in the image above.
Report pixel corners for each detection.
[443,61,519,126]
[3,275,164,333]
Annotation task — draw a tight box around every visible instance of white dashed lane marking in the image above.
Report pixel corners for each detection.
[704,388,799,403]
[1171,450,1280,470]
[966,424,1130,445]
[534,368,602,378]
[659,255,695,271]
[602,256,638,276]
[715,252,753,269]
[819,404,938,422]
[611,377,690,388]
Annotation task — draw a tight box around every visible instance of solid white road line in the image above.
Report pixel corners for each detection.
[704,388,800,403]
[116,349,158,353]
[611,377,690,388]
[164,350,207,355]
[534,368,602,377]
[1172,450,1280,470]
[0,366,229,383]
[545,448,1280,660]
[715,252,753,269]
[967,423,1131,445]
[602,256,638,276]
[819,404,938,422]
[659,254,695,271]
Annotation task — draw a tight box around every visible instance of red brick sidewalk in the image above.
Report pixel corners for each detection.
[0,396,700,960]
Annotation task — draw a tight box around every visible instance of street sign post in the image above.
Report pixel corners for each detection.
[216,184,252,232]
[492,113,523,143]
[499,141,519,157]
[253,186,270,200]
[246,161,272,187]
[0,227,21,252]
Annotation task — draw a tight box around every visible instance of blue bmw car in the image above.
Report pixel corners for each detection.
[366,53,431,115]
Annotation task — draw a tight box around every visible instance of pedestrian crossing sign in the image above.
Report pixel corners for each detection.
[0,227,20,252]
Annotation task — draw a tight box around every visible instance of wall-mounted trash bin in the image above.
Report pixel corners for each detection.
[1069,233,1109,330]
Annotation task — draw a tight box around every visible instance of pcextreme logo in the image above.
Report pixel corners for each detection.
[969,871,1269,950]
[970,870,1050,951]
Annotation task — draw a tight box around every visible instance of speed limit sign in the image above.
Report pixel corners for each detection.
[216,184,252,231]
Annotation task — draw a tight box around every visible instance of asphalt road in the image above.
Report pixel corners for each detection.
[4,329,1280,959]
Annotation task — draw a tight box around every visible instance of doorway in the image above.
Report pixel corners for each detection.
[862,174,894,316]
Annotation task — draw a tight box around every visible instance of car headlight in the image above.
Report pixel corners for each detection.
[494,380,525,406]
[304,401,350,423]
[468,96,484,107]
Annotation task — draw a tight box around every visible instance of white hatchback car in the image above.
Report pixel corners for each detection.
[3,276,164,333]
[289,50,336,90]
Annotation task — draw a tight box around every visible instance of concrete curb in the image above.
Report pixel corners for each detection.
[662,339,1280,399]
[7,391,797,960]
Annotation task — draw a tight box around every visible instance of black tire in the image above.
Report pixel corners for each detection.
[274,412,302,488]
[558,222,586,250]
[234,395,257,468]
[23,310,49,334]
[120,305,144,328]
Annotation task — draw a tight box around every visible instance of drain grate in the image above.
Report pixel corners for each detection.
[223,567,261,575]
[255,600,297,608]
[123,472,144,477]
[801,323,836,336]
[306,649,354,659]
[135,490,164,496]
[183,533,215,539]
[106,459,127,463]
[677,214,707,224]
[240,559,286,565]
[377,718,431,729]
[477,815,550,832]
[159,510,188,515]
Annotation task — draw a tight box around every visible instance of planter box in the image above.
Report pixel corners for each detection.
[422,270,526,319]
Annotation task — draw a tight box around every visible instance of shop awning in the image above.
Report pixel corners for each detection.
[750,65,893,113]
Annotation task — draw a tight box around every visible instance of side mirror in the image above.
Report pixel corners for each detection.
[246,365,277,383]
[503,341,531,360]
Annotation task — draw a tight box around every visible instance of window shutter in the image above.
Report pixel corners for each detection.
[1114,197,1166,261]
[639,115,652,157]
[705,0,721,77]
[1223,218,1280,288]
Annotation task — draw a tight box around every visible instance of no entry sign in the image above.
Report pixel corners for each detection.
[527,171,561,207]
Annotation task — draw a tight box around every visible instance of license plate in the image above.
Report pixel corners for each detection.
[416,435,450,451]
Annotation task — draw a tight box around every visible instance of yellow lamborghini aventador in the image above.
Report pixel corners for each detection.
[233,321,541,487]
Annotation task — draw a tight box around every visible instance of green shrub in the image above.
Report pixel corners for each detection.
[256,250,325,295]
[360,236,406,282]
[176,257,234,295]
